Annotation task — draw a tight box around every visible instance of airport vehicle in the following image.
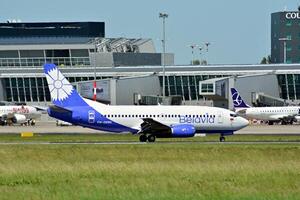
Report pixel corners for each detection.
[0,105,41,126]
[231,88,300,125]
[43,63,249,142]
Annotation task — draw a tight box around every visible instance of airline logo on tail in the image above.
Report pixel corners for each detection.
[44,63,87,108]
[45,66,73,101]
[230,88,250,108]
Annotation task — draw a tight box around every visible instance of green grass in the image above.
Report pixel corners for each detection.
[0,136,299,199]
[0,133,299,143]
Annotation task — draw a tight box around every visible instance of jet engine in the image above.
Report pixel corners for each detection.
[12,114,27,124]
[171,124,196,137]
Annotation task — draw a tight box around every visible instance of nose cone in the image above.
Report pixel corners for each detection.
[236,116,249,130]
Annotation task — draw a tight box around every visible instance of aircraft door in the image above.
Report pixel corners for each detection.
[217,111,223,124]
[88,110,95,123]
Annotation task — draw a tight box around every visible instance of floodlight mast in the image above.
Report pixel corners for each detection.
[159,12,168,103]
[93,38,97,101]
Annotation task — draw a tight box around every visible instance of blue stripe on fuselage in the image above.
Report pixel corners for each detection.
[48,104,138,134]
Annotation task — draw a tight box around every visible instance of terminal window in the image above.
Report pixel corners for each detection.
[286,21,292,26]
[201,83,214,93]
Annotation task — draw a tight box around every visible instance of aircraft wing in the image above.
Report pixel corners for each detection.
[235,108,247,115]
[140,118,171,135]
[269,114,297,121]
[33,106,48,112]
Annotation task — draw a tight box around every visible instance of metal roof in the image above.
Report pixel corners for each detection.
[1,63,300,78]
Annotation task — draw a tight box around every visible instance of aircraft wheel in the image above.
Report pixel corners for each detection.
[219,136,225,142]
[147,134,156,143]
[139,134,147,142]
[30,120,36,126]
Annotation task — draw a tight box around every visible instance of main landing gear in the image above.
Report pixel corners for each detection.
[139,134,156,143]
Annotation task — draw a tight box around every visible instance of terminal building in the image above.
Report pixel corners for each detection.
[0,20,300,110]
[271,9,300,63]
[0,21,173,105]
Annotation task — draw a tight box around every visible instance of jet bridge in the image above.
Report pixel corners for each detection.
[199,74,282,109]
[251,92,286,107]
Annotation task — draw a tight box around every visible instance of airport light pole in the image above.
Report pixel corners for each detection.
[159,12,168,103]
[189,44,198,65]
[279,37,291,63]
[93,38,97,101]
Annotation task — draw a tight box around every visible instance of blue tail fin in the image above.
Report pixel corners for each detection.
[230,88,250,108]
[43,63,88,108]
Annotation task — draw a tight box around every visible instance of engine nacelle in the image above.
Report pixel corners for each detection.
[12,114,27,124]
[171,124,196,137]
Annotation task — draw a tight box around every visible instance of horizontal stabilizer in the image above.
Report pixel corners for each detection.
[48,105,72,114]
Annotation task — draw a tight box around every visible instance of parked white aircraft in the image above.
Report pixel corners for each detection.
[231,88,300,125]
[0,105,41,126]
[43,63,249,142]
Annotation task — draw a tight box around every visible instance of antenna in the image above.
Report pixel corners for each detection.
[205,42,211,52]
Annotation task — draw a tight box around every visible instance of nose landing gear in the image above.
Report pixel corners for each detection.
[219,136,226,142]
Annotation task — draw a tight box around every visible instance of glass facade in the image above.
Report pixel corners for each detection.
[0,49,91,67]
[159,75,224,101]
[158,74,300,102]
[3,76,106,102]
[277,74,300,100]
[0,57,90,67]
[2,73,300,103]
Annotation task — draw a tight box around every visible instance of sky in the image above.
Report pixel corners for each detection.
[1,0,300,65]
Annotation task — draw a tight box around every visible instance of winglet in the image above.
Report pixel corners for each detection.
[230,88,250,108]
[43,63,87,108]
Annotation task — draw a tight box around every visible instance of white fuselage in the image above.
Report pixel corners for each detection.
[0,106,41,120]
[236,106,300,121]
[83,98,249,133]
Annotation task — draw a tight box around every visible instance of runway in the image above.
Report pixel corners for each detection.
[0,141,299,145]
[0,122,299,145]
[1,122,300,135]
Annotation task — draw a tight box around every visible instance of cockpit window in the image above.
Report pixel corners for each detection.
[230,113,237,117]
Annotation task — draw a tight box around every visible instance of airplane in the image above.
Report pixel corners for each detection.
[231,88,300,125]
[0,105,41,126]
[43,63,249,142]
